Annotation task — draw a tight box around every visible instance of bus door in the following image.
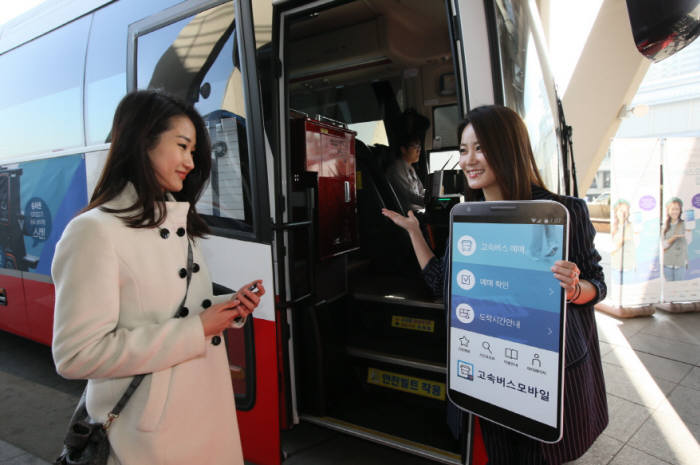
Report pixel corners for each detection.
[128,1,279,464]
[0,167,30,338]
[451,0,565,194]
[270,0,479,463]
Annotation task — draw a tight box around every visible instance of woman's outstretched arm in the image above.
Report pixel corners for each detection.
[381,208,435,269]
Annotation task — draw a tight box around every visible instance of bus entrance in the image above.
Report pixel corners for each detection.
[269,1,561,463]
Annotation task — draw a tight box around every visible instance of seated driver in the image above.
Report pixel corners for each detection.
[386,109,430,213]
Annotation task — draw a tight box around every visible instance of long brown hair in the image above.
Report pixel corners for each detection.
[458,105,548,201]
[663,198,684,236]
[85,90,211,237]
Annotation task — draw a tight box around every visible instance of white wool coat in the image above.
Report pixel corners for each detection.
[52,185,243,465]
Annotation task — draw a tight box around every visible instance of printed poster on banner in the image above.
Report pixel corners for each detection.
[0,154,87,275]
[661,137,700,302]
[609,138,661,306]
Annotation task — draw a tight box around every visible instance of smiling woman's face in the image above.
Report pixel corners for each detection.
[148,116,196,192]
[668,202,681,220]
[459,123,500,199]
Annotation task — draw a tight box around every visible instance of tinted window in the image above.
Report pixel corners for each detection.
[0,173,8,224]
[433,104,460,148]
[136,2,253,231]
[135,1,259,407]
[0,16,90,157]
[493,0,560,191]
[84,0,181,145]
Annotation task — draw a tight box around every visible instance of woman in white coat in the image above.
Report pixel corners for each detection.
[51,90,265,465]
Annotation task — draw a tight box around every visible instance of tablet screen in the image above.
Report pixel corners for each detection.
[448,204,567,441]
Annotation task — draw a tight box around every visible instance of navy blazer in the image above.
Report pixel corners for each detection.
[422,186,608,464]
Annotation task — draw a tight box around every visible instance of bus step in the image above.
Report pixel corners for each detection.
[299,414,462,465]
[346,346,446,374]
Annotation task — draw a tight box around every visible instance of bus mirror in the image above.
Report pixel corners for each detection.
[626,0,700,62]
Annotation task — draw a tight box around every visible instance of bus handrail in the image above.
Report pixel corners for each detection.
[272,220,312,230]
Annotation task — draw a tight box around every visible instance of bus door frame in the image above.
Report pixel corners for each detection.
[269,0,339,434]
[446,1,501,463]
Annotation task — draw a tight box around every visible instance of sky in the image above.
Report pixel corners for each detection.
[0,0,46,27]
[548,0,604,95]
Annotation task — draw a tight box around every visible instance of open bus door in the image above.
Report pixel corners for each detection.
[270,0,479,463]
[268,0,567,464]
[128,1,280,464]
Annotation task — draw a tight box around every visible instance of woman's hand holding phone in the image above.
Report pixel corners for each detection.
[199,280,265,335]
[200,299,244,337]
[230,280,265,327]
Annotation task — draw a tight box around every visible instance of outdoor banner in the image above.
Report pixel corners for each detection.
[661,137,700,302]
[609,138,661,306]
[0,154,87,276]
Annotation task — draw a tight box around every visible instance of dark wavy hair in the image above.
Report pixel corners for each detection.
[458,105,549,201]
[85,90,211,237]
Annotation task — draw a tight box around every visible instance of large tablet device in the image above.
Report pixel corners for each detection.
[447,200,569,443]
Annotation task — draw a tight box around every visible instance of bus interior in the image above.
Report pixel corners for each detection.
[276,0,466,461]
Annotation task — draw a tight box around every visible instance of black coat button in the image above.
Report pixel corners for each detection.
[178,307,189,317]
[193,263,200,273]
[177,227,186,237]
[211,335,221,346]
[160,228,170,239]
[202,299,212,308]
[179,268,187,278]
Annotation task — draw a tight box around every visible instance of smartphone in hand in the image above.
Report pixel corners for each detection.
[233,282,260,323]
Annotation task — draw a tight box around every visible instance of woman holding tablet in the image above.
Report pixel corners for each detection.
[382,104,607,464]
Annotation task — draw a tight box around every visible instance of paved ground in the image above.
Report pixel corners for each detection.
[1,233,698,464]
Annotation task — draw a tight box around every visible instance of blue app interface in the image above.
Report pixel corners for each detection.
[449,222,564,427]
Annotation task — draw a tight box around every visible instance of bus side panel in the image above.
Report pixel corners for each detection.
[200,237,280,465]
[23,277,54,346]
[236,318,281,465]
[0,272,29,337]
[0,153,87,344]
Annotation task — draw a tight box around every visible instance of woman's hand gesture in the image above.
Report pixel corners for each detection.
[382,208,421,235]
[200,280,265,337]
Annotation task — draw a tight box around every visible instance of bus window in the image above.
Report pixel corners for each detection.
[346,120,389,147]
[84,0,180,146]
[134,2,254,234]
[428,149,460,174]
[289,80,388,127]
[0,16,90,158]
[492,0,560,191]
[132,0,261,410]
[433,104,460,148]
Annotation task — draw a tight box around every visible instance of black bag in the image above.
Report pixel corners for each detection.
[53,390,111,465]
[53,378,142,465]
